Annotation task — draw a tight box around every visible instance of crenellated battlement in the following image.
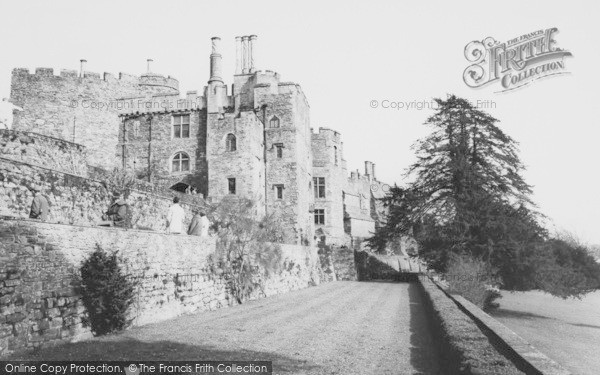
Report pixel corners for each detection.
[11,68,178,89]
[311,127,342,143]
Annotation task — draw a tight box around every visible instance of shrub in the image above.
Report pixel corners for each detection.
[80,245,136,335]
[445,253,501,311]
[532,238,600,298]
[209,196,285,303]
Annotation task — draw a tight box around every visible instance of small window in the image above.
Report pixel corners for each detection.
[226,134,237,152]
[313,177,325,198]
[133,121,140,137]
[228,178,236,194]
[334,146,338,166]
[275,143,283,158]
[274,184,284,199]
[172,152,190,172]
[173,114,190,138]
[269,116,280,128]
[314,209,325,225]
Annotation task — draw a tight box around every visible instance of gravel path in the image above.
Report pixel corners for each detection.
[15,281,440,375]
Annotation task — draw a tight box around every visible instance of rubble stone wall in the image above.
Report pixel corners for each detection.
[0,218,322,355]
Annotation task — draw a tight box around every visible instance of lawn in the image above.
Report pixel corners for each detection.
[490,290,600,375]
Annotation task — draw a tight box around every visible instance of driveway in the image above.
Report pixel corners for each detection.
[12,281,440,375]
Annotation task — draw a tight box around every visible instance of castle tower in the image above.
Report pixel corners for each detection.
[311,128,347,244]
[206,36,266,210]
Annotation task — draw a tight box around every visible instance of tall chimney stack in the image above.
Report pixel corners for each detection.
[365,161,375,181]
[146,59,153,73]
[79,59,87,78]
[249,35,257,72]
[242,36,249,74]
[235,36,242,74]
[209,37,223,83]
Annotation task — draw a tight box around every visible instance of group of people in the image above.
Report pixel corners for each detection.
[29,186,210,237]
[166,196,210,237]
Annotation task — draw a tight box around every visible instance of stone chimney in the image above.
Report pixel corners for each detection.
[236,35,257,74]
[209,37,223,83]
[249,35,257,73]
[79,59,87,78]
[235,36,242,74]
[242,36,249,74]
[146,59,153,73]
[365,161,376,180]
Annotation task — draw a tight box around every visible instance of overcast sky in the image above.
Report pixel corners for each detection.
[0,0,598,244]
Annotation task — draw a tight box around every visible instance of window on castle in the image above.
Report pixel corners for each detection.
[226,134,237,151]
[133,121,140,137]
[314,209,325,225]
[274,184,284,199]
[173,114,190,138]
[334,146,338,166]
[172,152,190,173]
[269,116,280,128]
[275,143,283,158]
[313,177,326,198]
[228,178,236,194]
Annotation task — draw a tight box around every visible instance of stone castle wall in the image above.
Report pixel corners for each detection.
[118,110,208,194]
[206,111,266,205]
[255,82,314,245]
[0,130,88,176]
[6,44,389,248]
[344,172,377,238]
[0,158,202,231]
[9,68,179,169]
[311,128,347,245]
[0,218,322,355]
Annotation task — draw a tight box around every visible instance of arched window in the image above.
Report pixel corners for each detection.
[171,152,190,172]
[269,116,280,128]
[226,133,237,151]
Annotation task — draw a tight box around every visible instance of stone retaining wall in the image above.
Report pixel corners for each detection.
[0,218,322,356]
[0,158,202,231]
[0,130,88,176]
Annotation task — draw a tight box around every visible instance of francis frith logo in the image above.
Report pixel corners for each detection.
[463,27,573,92]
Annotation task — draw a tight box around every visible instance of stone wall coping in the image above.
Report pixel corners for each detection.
[434,279,572,375]
[1,216,317,254]
[0,215,217,240]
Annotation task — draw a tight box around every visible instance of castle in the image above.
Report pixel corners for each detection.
[8,36,388,246]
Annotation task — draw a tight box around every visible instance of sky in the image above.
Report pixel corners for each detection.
[0,0,598,244]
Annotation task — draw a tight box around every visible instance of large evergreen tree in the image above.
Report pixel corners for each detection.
[368,95,600,296]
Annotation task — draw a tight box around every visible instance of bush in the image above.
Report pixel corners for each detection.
[80,245,136,335]
[209,197,285,303]
[532,238,600,298]
[445,253,501,311]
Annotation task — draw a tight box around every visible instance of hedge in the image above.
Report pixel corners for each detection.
[418,276,525,375]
